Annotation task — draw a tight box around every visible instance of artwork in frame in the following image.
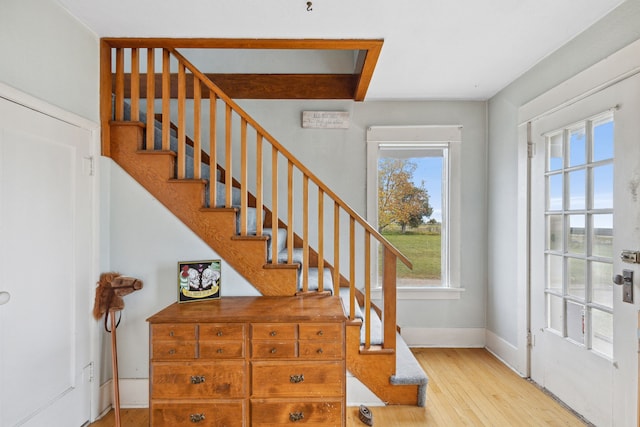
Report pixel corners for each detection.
[178,260,221,303]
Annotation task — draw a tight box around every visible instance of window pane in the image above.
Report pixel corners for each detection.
[547,133,563,171]
[568,128,586,167]
[592,164,613,209]
[547,294,564,333]
[567,215,585,255]
[591,261,613,308]
[592,214,613,258]
[548,174,563,211]
[378,154,444,287]
[591,309,613,358]
[566,301,585,344]
[593,118,614,162]
[546,214,563,252]
[568,169,586,210]
[546,255,563,292]
[567,258,586,300]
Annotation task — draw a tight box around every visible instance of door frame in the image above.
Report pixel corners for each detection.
[0,82,102,422]
[516,39,640,423]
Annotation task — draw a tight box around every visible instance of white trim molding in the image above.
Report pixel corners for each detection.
[372,286,464,300]
[401,327,485,348]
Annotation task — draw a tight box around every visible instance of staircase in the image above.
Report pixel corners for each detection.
[102,40,428,406]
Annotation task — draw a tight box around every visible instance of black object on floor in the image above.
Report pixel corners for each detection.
[359,405,373,426]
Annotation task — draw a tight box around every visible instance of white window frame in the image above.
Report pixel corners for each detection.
[366,125,463,300]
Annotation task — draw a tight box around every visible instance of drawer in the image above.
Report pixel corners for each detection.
[152,340,197,360]
[299,323,343,341]
[200,323,245,341]
[152,324,196,341]
[152,361,246,399]
[199,341,245,359]
[252,323,297,340]
[151,401,244,427]
[252,341,297,359]
[251,361,343,398]
[250,399,343,426]
[298,341,343,360]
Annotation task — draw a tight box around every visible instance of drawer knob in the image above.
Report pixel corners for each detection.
[289,412,304,422]
[190,375,206,384]
[217,331,223,337]
[289,374,304,383]
[270,331,277,336]
[217,348,224,354]
[317,348,323,354]
[317,330,324,336]
[190,413,206,423]
[168,349,176,355]
[169,331,174,337]
[271,348,277,354]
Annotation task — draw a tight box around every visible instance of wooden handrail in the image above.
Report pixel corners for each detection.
[167,47,412,270]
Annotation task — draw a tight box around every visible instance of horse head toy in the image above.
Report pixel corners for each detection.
[92,272,143,427]
[92,272,143,328]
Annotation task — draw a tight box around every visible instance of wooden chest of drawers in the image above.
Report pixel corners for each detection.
[148,296,346,426]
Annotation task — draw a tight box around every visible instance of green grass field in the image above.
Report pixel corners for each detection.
[381,226,441,280]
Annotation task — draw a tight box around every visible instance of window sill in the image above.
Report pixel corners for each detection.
[371,286,464,300]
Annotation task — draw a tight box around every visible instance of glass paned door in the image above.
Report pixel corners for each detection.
[543,113,614,357]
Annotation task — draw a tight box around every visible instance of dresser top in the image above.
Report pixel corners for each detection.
[147,296,346,324]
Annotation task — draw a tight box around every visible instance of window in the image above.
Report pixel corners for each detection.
[367,126,462,299]
[544,112,614,358]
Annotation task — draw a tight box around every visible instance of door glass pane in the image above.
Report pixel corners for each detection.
[591,309,613,358]
[593,117,614,162]
[547,294,564,333]
[592,164,613,209]
[568,128,586,167]
[547,133,563,171]
[568,170,586,210]
[546,215,563,252]
[548,174,563,211]
[566,301,585,344]
[591,261,613,308]
[546,255,563,292]
[567,258,586,299]
[567,215,585,255]
[592,214,613,258]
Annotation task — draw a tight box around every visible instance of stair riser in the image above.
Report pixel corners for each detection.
[110,122,298,295]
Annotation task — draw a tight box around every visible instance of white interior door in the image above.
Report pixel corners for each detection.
[530,73,640,426]
[0,97,94,427]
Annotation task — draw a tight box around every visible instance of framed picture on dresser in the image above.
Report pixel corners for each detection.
[177,259,221,303]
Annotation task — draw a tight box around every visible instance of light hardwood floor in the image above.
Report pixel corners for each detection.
[89,348,587,426]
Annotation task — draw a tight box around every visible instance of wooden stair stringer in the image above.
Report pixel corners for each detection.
[346,321,421,406]
[109,122,298,296]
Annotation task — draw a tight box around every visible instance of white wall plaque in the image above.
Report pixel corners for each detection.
[302,111,350,129]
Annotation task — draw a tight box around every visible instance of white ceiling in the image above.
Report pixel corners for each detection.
[56,0,624,100]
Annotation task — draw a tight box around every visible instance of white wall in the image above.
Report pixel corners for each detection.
[486,0,640,372]
[0,0,99,121]
[237,99,488,334]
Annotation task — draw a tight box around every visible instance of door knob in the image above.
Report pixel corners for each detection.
[613,269,634,303]
[0,291,10,306]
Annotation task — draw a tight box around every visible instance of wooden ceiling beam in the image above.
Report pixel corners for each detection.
[115,73,358,99]
[103,38,383,100]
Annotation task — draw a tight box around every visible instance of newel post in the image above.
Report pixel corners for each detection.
[381,246,397,351]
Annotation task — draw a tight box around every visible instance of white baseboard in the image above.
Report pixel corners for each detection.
[97,381,114,417]
[98,378,150,409]
[401,327,486,348]
[484,330,523,376]
[120,379,149,408]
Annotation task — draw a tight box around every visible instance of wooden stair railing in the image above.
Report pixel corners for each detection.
[101,43,413,356]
